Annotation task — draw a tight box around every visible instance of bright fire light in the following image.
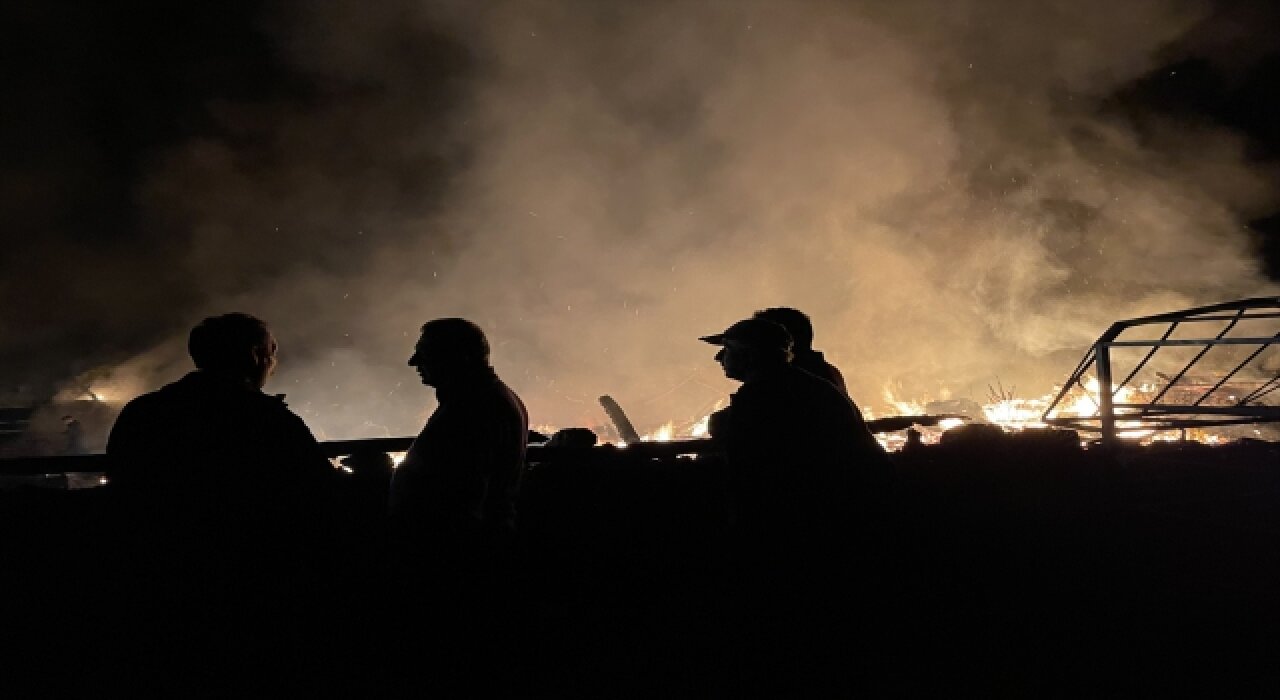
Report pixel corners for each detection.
[597,379,1244,454]
[877,377,1239,449]
[644,422,675,443]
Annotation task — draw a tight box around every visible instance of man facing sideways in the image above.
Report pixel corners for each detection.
[389,318,528,554]
[386,318,529,685]
[752,306,848,396]
[702,317,889,682]
[702,318,883,543]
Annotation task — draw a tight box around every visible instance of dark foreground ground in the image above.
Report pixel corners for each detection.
[6,434,1280,697]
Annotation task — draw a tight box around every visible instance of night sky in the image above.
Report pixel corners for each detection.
[3,0,1280,443]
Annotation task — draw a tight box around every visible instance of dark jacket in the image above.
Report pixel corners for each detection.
[791,348,848,396]
[106,370,337,536]
[104,371,346,677]
[719,363,884,531]
[388,369,528,540]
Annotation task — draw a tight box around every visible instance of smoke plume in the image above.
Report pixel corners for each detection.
[11,0,1280,446]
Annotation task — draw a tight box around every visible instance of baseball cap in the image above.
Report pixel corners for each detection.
[699,318,793,352]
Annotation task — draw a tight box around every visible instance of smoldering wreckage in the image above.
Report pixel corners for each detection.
[4,297,1280,694]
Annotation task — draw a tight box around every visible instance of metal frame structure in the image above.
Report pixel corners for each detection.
[1042,297,1280,442]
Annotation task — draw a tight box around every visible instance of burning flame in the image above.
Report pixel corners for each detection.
[881,376,1241,448]
[601,377,1249,454]
[645,422,675,442]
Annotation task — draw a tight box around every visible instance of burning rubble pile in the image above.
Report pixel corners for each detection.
[591,378,1263,454]
[589,298,1280,452]
[560,375,1275,455]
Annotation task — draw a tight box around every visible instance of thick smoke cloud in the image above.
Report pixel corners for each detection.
[14,0,1280,447]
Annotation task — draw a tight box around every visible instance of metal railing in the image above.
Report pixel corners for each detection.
[0,436,724,480]
[0,414,948,479]
[1042,297,1280,442]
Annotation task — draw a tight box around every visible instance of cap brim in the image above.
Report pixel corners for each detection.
[699,334,727,345]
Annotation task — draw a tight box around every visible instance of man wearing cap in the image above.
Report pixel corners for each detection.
[752,307,848,396]
[701,317,883,546]
[701,317,886,678]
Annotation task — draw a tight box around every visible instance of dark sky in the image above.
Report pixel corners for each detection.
[3,2,284,370]
[1112,1,1280,271]
[3,2,470,389]
[3,0,1279,438]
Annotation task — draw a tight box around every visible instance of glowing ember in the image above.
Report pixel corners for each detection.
[875,377,1247,449]
[644,422,676,443]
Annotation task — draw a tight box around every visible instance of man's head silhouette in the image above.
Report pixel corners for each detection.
[408,318,491,388]
[188,313,277,389]
[753,307,815,351]
[700,318,793,382]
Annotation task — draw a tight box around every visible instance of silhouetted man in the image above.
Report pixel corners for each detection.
[702,318,883,542]
[107,312,335,512]
[702,318,886,687]
[389,318,528,551]
[753,306,848,395]
[387,318,529,687]
[103,312,341,691]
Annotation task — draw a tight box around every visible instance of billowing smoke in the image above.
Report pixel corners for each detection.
[13,0,1280,447]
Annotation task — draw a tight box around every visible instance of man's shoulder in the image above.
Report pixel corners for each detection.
[246,389,301,415]
[118,389,164,415]
[233,391,315,443]
[107,377,203,458]
[493,377,527,412]
[126,372,223,404]
[117,376,194,417]
[733,370,801,409]
[120,375,309,436]
[752,364,839,391]
[464,376,526,415]
[736,366,852,414]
